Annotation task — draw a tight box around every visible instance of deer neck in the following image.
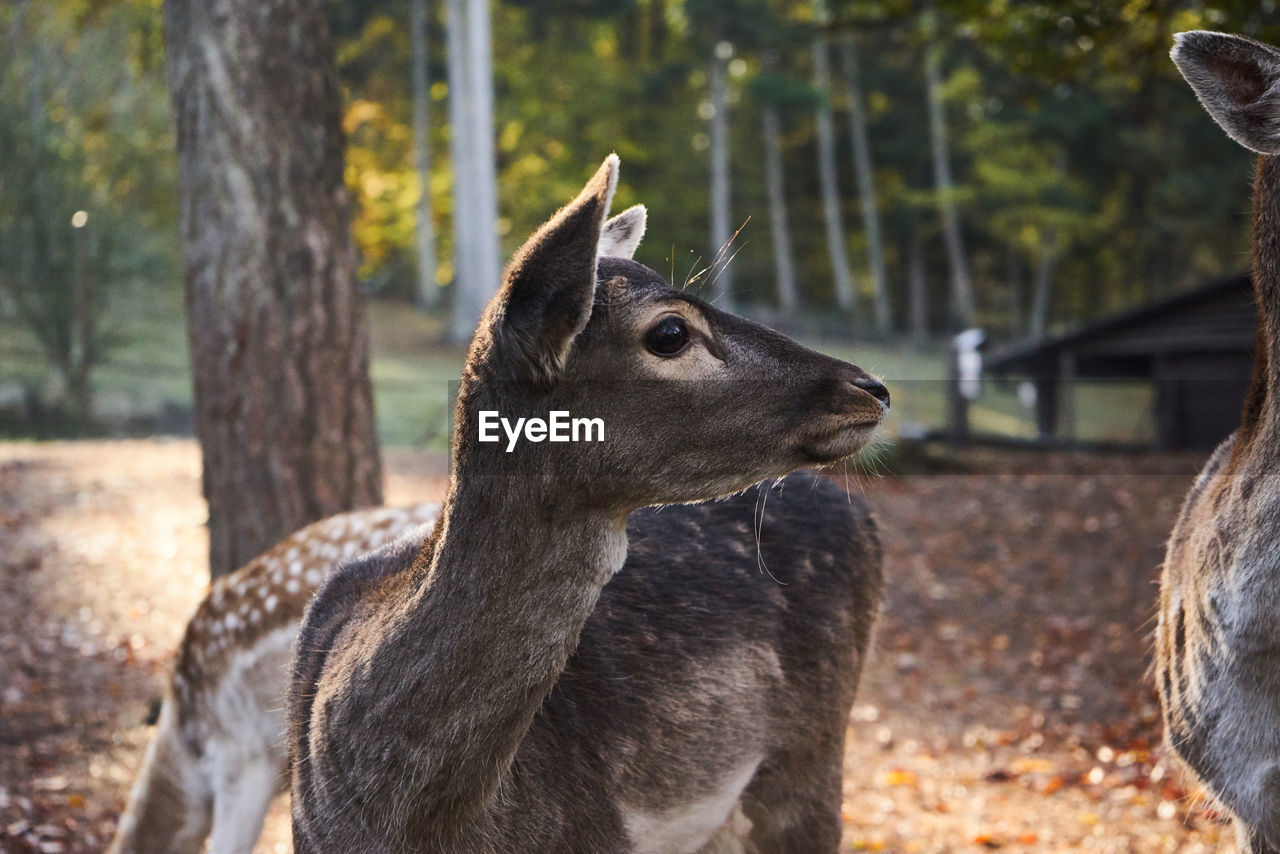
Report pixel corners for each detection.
[1240,156,1280,455]
[373,455,628,838]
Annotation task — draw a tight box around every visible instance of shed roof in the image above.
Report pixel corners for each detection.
[986,273,1255,378]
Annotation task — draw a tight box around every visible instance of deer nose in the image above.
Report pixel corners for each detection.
[854,377,890,410]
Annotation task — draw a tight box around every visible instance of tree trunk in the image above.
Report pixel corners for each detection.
[1029,229,1058,338]
[708,48,733,307]
[445,0,475,336]
[411,0,439,310]
[908,226,928,342]
[923,16,975,328]
[812,34,855,312]
[1006,244,1024,338]
[761,105,797,313]
[450,0,501,343]
[69,216,93,424]
[838,34,890,333]
[466,0,500,332]
[165,0,383,579]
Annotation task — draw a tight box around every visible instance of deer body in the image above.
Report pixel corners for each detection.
[108,502,440,854]
[1156,32,1280,854]
[293,476,878,853]
[289,157,889,852]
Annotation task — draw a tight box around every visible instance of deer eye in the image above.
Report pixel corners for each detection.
[644,315,690,357]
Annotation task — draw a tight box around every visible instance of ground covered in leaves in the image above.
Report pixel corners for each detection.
[0,439,1237,852]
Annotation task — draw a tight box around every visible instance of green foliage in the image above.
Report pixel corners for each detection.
[0,0,177,418]
[6,0,1280,402]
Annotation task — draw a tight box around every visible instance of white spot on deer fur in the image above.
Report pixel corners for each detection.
[286,579,300,594]
[305,569,323,585]
[622,756,761,854]
[249,610,261,624]
[264,595,278,614]
[289,560,302,576]
[256,585,268,599]
[286,548,299,562]
[343,541,358,557]
[225,613,240,631]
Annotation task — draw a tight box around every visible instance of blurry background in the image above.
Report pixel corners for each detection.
[3,0,1278,450]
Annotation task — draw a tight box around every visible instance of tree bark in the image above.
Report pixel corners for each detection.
[839,34,890,333]
[761,105,797,313]
[445,0,475,335]
[165,0,383,578]
[923,14,975,328]
[1029,229,1058,338]
[1006,243,1025,338]
[465,0,500,334]
[449,0,501,343]
[411,0,439,310]
[908,225,928,342]
[708,48,733,307]
[812,34,855,312]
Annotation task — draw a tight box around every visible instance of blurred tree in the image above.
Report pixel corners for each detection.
[811,1,856,312]
[757,62,799,312]
[0,0,176,426]
[411,0,440,310]
[165,0,383,578]
[922,5,975,329]
[707,40,735,307]
[838,32,891,332]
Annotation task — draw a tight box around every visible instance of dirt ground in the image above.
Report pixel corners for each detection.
[0,439,1240,852]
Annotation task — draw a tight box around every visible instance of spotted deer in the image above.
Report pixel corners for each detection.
[289,155,888,853]
[1156,31,1280,854]
[107,501,441,854]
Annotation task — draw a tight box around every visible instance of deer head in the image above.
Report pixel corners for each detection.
[452,155,888,516]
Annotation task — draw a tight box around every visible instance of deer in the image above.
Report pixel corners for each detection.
[1156,31,1280,854]
[288,154,890,853]
[107,501,441,854]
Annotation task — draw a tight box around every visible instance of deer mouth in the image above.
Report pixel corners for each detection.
[795,415,882,464]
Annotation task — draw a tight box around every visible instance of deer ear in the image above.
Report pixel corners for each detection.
[598,205,647,260]
[1172,31,1280,155]
[496,155,619,385]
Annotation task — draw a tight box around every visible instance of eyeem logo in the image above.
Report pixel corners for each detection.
[479,411,605,452]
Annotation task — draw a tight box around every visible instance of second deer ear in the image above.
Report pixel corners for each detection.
[599,205,647,260]
[496,155,619,386]
[1172,31,1280,155]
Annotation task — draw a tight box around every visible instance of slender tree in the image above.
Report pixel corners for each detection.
[445,0,475,335]
[839,33,891,332]
[812,24,856,311]
[411,0,439,310]
[761,103,798,312]
[923,9,975,328]
[708,42,734,306]
[164,0,382,578]
[464,0,501,336]
[1028,228,1059,338]
[447,0,501,343]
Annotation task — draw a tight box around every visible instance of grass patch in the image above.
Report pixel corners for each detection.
[0,296,1154,447]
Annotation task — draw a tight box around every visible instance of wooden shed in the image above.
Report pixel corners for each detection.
[984,274,1257,450]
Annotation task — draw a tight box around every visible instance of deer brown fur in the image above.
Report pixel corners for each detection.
[1156,30,1280,854]
[287,156,889,852]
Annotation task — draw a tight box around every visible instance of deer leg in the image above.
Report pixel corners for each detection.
[107,700,213,854]
[207,751,282,854]
[739,736,844,854]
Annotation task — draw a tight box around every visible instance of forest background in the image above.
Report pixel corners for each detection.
[3,0,1278,444]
